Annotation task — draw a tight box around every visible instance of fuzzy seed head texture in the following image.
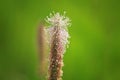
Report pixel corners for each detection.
[46,12,70,27]
[46,12,71,80]
[46,12,71,53]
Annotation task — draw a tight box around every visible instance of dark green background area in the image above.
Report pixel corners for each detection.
[0,0,120,80]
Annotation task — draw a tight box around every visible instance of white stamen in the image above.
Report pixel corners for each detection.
[46,12,71,53]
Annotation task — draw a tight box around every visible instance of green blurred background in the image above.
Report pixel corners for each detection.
[0,0,120,80]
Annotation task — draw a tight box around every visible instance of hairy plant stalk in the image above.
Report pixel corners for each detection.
[46,12,70,80]
[38,24,47,77]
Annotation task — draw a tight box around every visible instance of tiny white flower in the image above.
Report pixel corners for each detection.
[46,12,71,53]
[46,12,71,28]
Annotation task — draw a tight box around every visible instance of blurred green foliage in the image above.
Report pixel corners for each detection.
[0,0,120,80]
